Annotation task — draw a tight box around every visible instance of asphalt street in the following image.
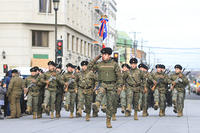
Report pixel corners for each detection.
[1,94,200,133]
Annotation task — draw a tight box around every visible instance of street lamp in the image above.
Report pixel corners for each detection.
[53,0,60,64]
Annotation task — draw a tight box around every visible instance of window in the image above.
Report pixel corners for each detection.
[67,33,70,50]
[80,40,83,55]
[32,31,49,47]
[76,38,79,53]
[72,35,75,52]
[84,41,87,56]
[39,0,51,13]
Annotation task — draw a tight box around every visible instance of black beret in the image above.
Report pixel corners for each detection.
[155,64,162,69]
[138,63,145,69]
[48,61,55,66]
[174,64,182,70]
[143,64,149,70]
[33,66,39,71]
[101,47,113,55]
[66,63,74,68]
[121,63,130,69]
[30,67,37,72]
[129,58,138,64]
[81,61,89,66]
[12,69,18,73]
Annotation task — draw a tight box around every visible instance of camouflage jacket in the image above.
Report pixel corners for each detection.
[170,72,189,92]
[24,75,40,96]
[62,72,76,92]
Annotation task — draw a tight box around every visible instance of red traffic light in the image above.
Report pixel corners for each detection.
[58,42,62,46]
[3,64,7,69]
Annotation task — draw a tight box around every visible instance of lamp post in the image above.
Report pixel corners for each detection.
[53,0,60,64]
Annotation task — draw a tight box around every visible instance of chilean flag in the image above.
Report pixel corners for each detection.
[98,18,108,40]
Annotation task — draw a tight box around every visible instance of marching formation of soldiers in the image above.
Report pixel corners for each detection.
[6,47,189,128]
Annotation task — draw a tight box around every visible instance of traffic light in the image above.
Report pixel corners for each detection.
[113,52,119,63]
[56,40,63,56]
[3,64,8,73]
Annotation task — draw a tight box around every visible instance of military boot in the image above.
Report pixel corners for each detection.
[56,111,60,118]
[64,104,69,111]
[142,109,148,117]
[26,106,32,114]
[159,110,164,117]
[50,112,54,119]
[101,104,106,113]
[154,102,159,110]
[134,111,138,120]
[86,114,90,121]
[121,106,125,113]
[126,104,132,113]
[112,114,116,121]
[106,118,112,128]
[33,112,37,119]
[70,112,74,118]
[177,110,183,117]
[92,102,100,113]
[77,108,82,117]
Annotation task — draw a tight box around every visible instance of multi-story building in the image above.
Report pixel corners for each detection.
[0,0,117,76]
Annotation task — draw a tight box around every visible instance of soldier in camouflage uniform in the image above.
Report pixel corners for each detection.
[7,70,24,119]
[41,61,62,119]
[75,61,97,121]
[55,64,64,118]
[120,63,131,116]
[170,65,189,117]
[24,67,40,119]
[149,64,170,117]
[123,58,144,120]
[89,47,122,128]
[62,63,77,118]
[36,68,45,118]
[138,63,150,117]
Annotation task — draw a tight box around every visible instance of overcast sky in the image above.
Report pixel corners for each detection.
[116,0,200,70]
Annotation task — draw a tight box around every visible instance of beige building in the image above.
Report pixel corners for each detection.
[0,0,118,76]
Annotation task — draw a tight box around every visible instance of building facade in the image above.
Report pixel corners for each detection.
[0,0,117,76]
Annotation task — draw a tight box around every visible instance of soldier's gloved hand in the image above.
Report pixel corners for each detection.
[178,78,183,83]
[172,81,176,86]
[94,54,102,62]
[65,82,68,87]
[144,87,148,93]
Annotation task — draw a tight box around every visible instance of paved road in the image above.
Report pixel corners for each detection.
[1,95,200,133]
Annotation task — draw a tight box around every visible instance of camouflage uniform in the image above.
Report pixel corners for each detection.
[7,74,24,118]
[62,71,76,117]
[149,72,170,116]
[41,70,61,118]
[123,67,144,120]
[24,75,40,118]
[170,72,189,116]
[89,58,122,127]
[76,70,97,120]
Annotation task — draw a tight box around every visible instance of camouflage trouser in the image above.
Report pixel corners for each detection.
[138,92,148,110]
[172,89,178,103]
[65,91,76,113]
[120,88,133,108]
[43,90,56,111]
[26,93,32,107]
[133,91,140,111]
[37,89,44,115]
[32,96,39,112]
[112,90,118,114]
[173,89,184,112]
[55,92,63,113]
[101,94,107,106]
[78,89,93,114]
[154,89,166,110]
